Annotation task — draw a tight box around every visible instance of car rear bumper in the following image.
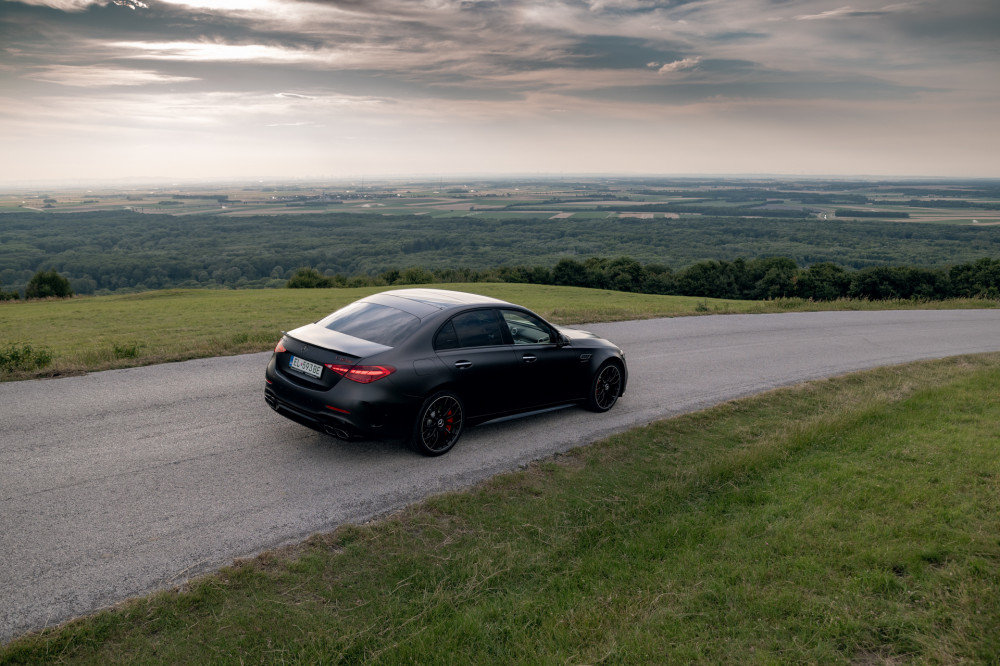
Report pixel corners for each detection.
[264,356,416,440]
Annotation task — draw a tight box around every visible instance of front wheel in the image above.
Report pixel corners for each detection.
[585,361,623,412]
[411,390,465,456]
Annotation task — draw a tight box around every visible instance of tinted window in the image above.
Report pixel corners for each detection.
[316,302,419,347]
[434,320,460,350]
[437,309,504,349]
[499,309,553,345]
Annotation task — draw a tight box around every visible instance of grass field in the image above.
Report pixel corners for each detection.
[1,353,997,663]
[2,284,996,380]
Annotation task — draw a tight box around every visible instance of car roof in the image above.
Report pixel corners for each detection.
[365,288,512,317]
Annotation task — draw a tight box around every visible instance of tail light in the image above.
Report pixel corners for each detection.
[274,340,287,353]
[325,364,396,384]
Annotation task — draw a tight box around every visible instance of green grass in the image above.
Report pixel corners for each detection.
[1,284,996,380]
[2,354,997,663]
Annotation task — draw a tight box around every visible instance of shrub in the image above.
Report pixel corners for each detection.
[0,280,19,301]
[25,269,73,299]
[112,342,142,359]
[0,343,53,373]
[286,267,335,288]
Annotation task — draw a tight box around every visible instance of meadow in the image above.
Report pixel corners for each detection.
[2,284,996,380]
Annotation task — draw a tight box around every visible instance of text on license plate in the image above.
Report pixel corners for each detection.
[289,355,323,378]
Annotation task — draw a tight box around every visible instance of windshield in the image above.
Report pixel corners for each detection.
[316,301,420,348]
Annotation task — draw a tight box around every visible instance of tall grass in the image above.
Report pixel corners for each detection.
[1,285,995,380]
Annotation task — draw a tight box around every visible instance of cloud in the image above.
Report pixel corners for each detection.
[1,0,997,182]
[111,40,340,64]
[795,6,858,21]
[156,0,282,11]
[6,0,145,9]
[7,0,99,8]
[24,65,198,86]
[653,56,702,73]
[793,3,917,21]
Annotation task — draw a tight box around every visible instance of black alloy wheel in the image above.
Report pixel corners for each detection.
[586,361,623,412]
[412,391,465,456]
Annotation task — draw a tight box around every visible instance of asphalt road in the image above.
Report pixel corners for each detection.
[2,309,999,643]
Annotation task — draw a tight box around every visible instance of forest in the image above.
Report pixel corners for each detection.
[3,208,1000,297]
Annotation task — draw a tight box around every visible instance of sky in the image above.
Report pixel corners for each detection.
[1,0,998,186]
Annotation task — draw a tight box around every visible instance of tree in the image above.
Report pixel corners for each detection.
[796,262,851,301]
[605,256,645,292]
[641,263,676,295]
[949,258,1000,298]
[286,267,334,288]
[847,266,949,301]
[747,257,798,300]
[552,258,587,287]
[677,260,743,299]
[25,269,73,299]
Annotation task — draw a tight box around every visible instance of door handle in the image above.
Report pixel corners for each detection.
[522,354,537,363]
[454,360,472,369]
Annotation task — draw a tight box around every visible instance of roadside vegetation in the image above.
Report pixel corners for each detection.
[1,284,996,380]
[2,353,997,663]
[287,255,1000,302]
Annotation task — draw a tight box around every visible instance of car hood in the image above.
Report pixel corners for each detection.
[558,326,599,340]
[285,323,392,359]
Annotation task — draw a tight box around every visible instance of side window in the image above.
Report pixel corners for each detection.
[434,320,459,350]
[499,309,553,345]
[436,309,504,349]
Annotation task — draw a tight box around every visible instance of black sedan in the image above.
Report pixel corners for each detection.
[264,288,627,456]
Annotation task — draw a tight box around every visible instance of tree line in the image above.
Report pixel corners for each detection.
[288,256,1000,302]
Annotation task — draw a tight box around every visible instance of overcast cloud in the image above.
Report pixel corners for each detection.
[1,0,997,184]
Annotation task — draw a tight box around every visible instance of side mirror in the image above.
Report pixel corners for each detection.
[556,333,570,347]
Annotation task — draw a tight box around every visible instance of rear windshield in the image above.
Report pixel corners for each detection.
[316,302,420,348]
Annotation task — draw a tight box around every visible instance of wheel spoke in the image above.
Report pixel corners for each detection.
[420,396,463,452]
[594,365,622,410]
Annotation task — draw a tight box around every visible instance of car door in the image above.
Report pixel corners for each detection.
[498,308,590,408]
[433,308,518,419]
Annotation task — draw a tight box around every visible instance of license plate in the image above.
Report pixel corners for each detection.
[289,355,323,379]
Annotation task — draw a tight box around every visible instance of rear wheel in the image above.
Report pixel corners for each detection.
[411,390,464,456]
[585,361,623,412]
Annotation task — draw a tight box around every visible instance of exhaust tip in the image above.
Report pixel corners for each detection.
[324,425,351,440]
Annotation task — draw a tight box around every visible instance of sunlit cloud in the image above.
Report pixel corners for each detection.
[1,89,390,132]
[652,57,702,74]
[8,0,101,9]
[8,0,146,9]
[156,0,278,10]
[112,40,334,64]
[25,65,198,87]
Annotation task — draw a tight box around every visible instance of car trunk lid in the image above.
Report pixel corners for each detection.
[278,324,392,389]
